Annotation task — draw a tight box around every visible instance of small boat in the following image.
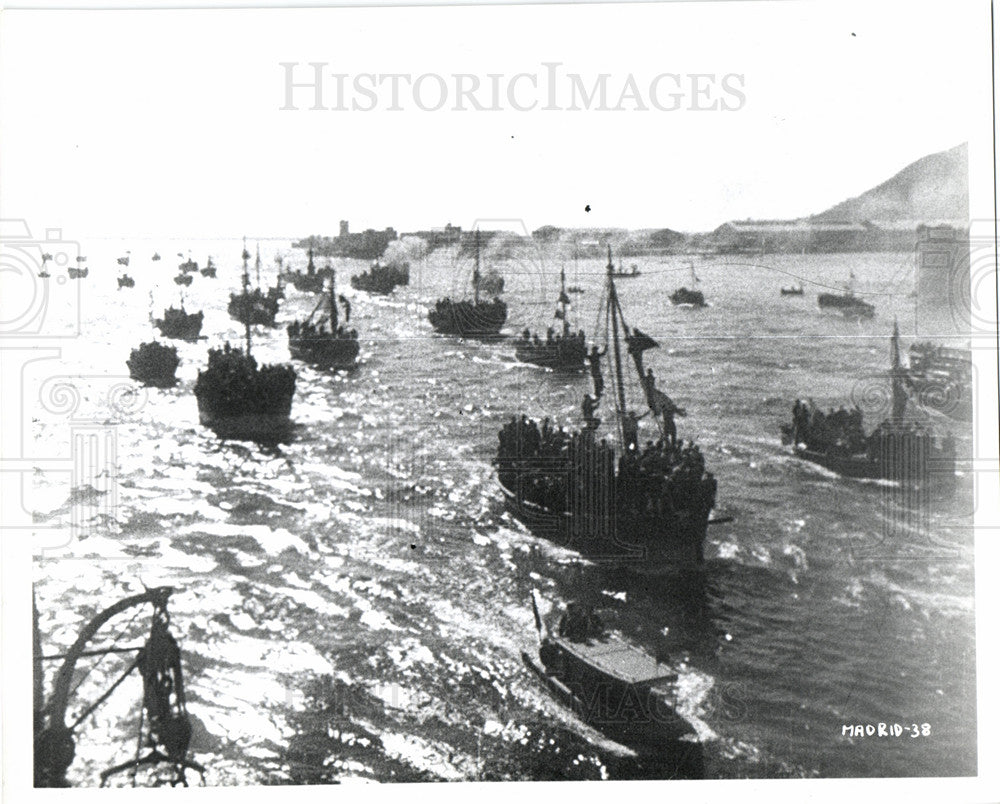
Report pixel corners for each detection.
[67,266,88,279]
[567,285,585,294]
[670,262,706,307]
[514,267,587,370]
[38,270,50,279]
[152,252,161,261]
[287,271,360,371]
[126,341,179,388]
[200,257,217,278]
[780,324,955,484]
[194,316,296,443]
[285,248,327,293]
[117,274,135,289]
[117,252,130,267]
[522,593,700,750]
[350,259,409,294]
[428,230,507,337]
[154,303,203,341]
[780,284,804,296]
[613,263,641,277]
[174,271,193,287]
[179,257,199,274]
[228,241,281,327]
[817,270,875,318]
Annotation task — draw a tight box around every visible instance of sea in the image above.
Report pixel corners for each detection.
[26,237,977,784]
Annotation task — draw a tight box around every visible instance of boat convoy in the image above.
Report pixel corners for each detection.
[56,234,967,781]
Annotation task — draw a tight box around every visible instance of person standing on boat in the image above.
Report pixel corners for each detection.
[588,345,607,398]
[644,368,685,446]
[582,394,601,432]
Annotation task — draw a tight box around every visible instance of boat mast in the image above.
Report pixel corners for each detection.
[558,266,570,335]
[472,229,481,305]
[242,238,252,357]
[255,243,262,287]
[241,237,250,292]
[890,320,906,421]
[606,247,628,437]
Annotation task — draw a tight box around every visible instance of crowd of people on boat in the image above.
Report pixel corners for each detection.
[516,327,586,351]
[195,342,296,414]
[495,414,717,524]
[286,318,357,342]
[789,400,868,456]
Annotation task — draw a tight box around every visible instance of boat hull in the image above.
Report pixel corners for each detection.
[514,341,587,370]
[288,336,359,371]
[498,478,705,569]
[196,405,293,443]
[428,299,507,337]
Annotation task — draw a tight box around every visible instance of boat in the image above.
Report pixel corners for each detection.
[126,341,179,388]
[817,270,875,318]
[228,241,281,327]
[194,318,296,444]
[670,262,706,307]
[567,285,585,294]
[117,274,135,289]
[117,252,130,267]
[514,266,587,370]
[350,259,409,294]
[613,263,641,278]
[38,270,50,278]
[905,342,972,422]
[780,284,804,296]
[152,252,161,261]
[174,271,193,287]
[200,257,217,278]
[154,302,203,341]
[287,271,360,371]
[780,324,955,484]
[495,248,718,570]
[285,248,327,293]
[428,229,507,337]
[179,257,199,274]
[67,266,88,279]
[522,593,700,750]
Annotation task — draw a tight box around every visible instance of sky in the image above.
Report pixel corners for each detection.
[0,0,991,240]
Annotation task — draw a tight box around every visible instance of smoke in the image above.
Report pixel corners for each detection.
[382,236,427,268]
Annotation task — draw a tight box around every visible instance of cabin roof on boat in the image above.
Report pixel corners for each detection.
[552,635,677,686]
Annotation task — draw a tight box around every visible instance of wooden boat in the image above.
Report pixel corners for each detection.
[670,262,706,307]
[495,248,719,571]
[173,271,193,287]
[154,304,203,341]
[194,332,296,444]
[228,241,281,327]
[817,270,874,318]
[514,267,586,370]
[781,324,956,484]
[428,229,507,337]
[780,284,804,296]
[126,341,179,388]
[67,266,88,279]
[117,274,135,289]
[351,259,409,294]
[522,594,699,749]
[200,257,217,278]
[287,271,359,371]
[285,249,328,293]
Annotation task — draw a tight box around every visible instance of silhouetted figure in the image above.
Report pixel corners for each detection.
[588,345,606,398]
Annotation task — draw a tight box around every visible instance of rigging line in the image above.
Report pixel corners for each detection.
[69,654,143,731]
[67,606,143,703]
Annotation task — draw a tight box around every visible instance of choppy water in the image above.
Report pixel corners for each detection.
[29,239,976,783]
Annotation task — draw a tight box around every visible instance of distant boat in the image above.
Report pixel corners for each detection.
[67,266,88,279]
[514,266,586,370]
[285,248,328,294]
[152,252,161,261]
[117,274,135,289]
[117,252,130,267]
[174,271,193,287]
[228,241,281,327]
[200,257,216,278]
[428,229,507,337]
[780,284,804,296]
[817,270,874,318]
[613,262,641,277]
[154,304,203,341]
[127,342,179,388]
[350,258,409,294]
[287,271,360,371]
[670,262,705,307]
[179,257,199,274]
